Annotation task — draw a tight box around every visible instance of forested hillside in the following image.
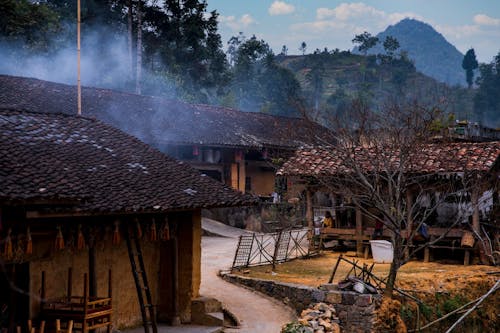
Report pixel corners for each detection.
[0,1,498,126]
[276,51,475,126]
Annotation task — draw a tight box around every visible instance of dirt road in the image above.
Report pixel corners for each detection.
[200,219,296,333]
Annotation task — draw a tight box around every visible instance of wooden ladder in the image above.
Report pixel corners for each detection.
[125,225,158,333]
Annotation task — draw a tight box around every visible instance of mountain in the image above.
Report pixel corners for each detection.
[356,18,466,87]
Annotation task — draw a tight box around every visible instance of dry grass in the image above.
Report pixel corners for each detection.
[233,251,500,331]
[234,251,498,291]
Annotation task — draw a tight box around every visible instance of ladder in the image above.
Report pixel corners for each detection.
[125,225,158,333]
[232,234,255,269]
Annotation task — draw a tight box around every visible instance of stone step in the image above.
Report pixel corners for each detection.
[192,296,222,314]
[191,312,224,327]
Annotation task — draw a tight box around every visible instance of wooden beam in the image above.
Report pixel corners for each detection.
[471,189,480,233]
[355,207,363,257]
[306,189,313,229]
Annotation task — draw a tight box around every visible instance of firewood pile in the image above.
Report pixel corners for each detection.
[286,302,341,333]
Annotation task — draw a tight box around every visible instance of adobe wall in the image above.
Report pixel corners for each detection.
[221,273,381,333]
[30,236,160,329]
[176,210,201,323]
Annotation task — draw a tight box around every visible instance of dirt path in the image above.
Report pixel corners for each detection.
[200,219,296,333]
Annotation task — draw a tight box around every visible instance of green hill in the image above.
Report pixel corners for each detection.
[276,50,474,124]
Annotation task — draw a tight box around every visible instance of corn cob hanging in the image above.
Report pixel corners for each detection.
[112,220,121,246]
[150,219,157,242]
[77,225,85,250]
[136,219,142,239]
[3,228,13,259]
[161,218,170,241]
[55,226,65,250]
[25,227,33,255]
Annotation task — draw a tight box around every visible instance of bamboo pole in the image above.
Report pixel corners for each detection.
[77,0,82,116]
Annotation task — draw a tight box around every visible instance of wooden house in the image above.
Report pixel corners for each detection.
[0,108,255,331]
[278,143,500,264]
[0,75,334,198]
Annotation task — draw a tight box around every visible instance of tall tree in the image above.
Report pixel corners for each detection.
[227,32,245,66]
[0,0,60,52]
[142,0,229,100]
[474,51,500,125]
[383,35,400,59]
[352,31,379,55]
[299,41,307,55]
[229,35,302,116]
[136,0,143,94]
[462,48,479,88]
[280,45,288,56]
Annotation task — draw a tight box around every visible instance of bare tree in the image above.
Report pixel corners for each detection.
[334,102,497,294]
[281,99,498,296]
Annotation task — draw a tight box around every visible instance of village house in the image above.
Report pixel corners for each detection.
[278,143,500,264]
[0,108,256,332]
[0,75,334,199]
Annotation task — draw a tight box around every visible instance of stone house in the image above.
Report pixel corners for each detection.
[0,75,334,198]
[0,108,255,330]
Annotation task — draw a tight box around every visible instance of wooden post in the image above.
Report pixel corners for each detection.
[405,190,414,259]
[77,0,82,116]
[88,232,97,298]
[67,267,73,302]
[41,271,46,302]
[171,234,180,326]
[424,247,430,263]
[464,250,470,266]
[238,155,246,192]
[306,189,313,229]
[471,189,480,234]
[356,207,363,257]
[108,269,112,298]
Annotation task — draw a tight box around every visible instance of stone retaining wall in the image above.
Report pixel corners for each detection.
[221,273,381,333]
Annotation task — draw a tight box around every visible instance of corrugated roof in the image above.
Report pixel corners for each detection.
[0,109,257,213]
[278,143,500,177]
[0,75,334,149]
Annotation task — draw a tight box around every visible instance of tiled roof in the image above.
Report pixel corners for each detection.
[0,109,257,213]
[0,75,333,149]
[278,143,500,177]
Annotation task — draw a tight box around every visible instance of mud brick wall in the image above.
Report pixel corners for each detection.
[222,273,381,333]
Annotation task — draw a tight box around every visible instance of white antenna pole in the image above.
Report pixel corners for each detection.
[77,0,82,116]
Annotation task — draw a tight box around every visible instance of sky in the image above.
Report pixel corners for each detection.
[207,0,500,63]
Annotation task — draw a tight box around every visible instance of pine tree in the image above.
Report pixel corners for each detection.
[462,48,479,88]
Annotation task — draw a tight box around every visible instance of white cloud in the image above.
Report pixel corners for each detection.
[219,14,255,31]
[473,14,500,26]
[240,14,255,26]
[317,3,385,21]
[292,2,422,38]
[269,1,295,16]
[435,22,500,61]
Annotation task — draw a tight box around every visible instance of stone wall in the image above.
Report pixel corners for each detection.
[204,202,305,232]
[221,273,381,333]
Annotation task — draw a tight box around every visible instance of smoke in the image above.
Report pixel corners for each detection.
[0,24,176,97]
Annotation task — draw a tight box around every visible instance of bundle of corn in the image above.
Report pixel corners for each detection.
[282,303,341,333]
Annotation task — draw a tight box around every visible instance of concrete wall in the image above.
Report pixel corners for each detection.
[222,273,381,333]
